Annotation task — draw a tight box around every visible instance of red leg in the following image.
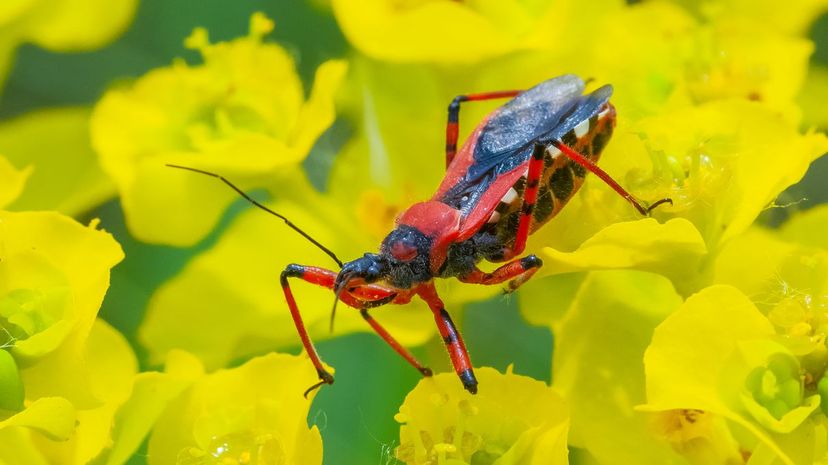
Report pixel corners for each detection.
[360,308,432,376]
[459,255,543,293]
[502,143,546,260]
[285,264,397,303]
[550,141,672,215]
[446,90,522,168]
[416,283,477,394]
[281,264,428,396]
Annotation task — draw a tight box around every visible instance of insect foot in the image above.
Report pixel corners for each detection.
[461,369,479,394]
[303,370,334,399]
[504,255,544,294]
[644,197,674,216]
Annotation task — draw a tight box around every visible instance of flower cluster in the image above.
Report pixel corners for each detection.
[0,161,135,464]
[0,1,826,465]
[91,12,346,246]
[331,0,827,463]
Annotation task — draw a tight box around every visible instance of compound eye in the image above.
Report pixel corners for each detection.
[390,241,418,262]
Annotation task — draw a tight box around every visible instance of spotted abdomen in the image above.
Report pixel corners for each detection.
[484,103,616,251]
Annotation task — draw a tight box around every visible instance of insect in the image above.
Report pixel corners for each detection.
[169,74,671,396]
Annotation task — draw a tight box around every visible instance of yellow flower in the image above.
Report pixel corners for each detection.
[0,108,115,216]
[669,0,827,36]
[641,206,828,465]
[524,270,688,464]
[331,0,624,64]
[0,0,137,87]
[91,12,347,246]
[641,285,822,465]
[395,366,569,465]
[525,206,828,465]
[330,0,826,304]
[98,350,323,465]
[0,210,137,464]
[649,409,742,464]
[528,100,827,296]
[681,19,813,108]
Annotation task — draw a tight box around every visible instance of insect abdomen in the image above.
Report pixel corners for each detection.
[485,103,616,252]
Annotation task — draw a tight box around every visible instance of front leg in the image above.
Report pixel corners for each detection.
[416,283,478,394]
[281,264,339,397]
[281,264,429,396]
[459,254,543,293]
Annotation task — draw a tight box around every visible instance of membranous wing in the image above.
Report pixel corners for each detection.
[440,75,612,218]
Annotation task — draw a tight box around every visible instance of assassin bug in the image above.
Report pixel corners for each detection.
[169,74,671,396]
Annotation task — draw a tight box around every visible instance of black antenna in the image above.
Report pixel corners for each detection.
[329,273,352,334]
[330,284,345,334]
[166,164,343,267]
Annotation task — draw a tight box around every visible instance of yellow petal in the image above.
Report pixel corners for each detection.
[634,100,828,248]
[0,107,115,216]
[288,59,348,158]
[0,211,124,407]
[0,154,30,209]
[91,15,345,246]
[0,396,75,440]
[147,353,322,465]
[331,0,517,63]
[684,20,813,107]
[677,0,828,36]
[103,352,203,465]
[0,0,37,24]
[0,426,50,465]
[32,319,138,465]
[395,367,569,465]
[642,285,775,413]
[22,0,137,51]
[540,218,707,295]
[550,270,687,463]
[641,285,802,463]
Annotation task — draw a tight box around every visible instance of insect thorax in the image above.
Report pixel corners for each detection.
[439,231,504,278]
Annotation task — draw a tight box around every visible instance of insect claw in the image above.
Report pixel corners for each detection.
[303,371,335,398]
[645,197,674,215]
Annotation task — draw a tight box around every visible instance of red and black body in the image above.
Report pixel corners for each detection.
[172,74,669,396]
[281,74,669,396]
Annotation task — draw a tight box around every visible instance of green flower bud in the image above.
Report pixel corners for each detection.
[744,354,802,420]
[0,349,23,412]
[817,377,828,416]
